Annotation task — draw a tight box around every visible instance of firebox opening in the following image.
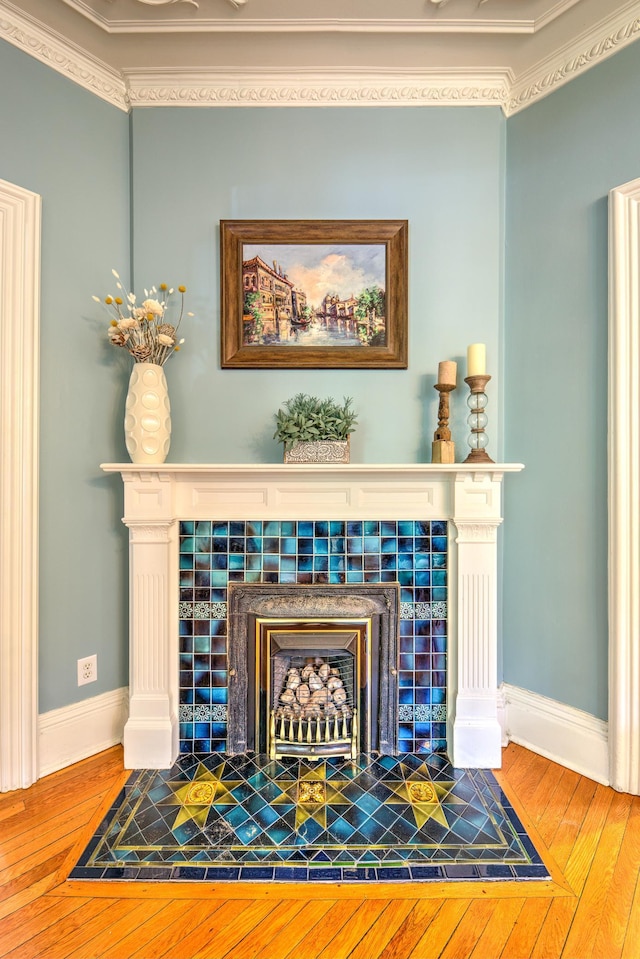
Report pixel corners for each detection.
[255,620,371,761]
[227,583,400,758]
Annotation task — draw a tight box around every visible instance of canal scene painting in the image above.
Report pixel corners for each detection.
[220,220,408,369]
[241,243,387,348]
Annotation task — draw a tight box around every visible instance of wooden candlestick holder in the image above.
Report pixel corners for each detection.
[431,382,456,464]
[463,373,494,464]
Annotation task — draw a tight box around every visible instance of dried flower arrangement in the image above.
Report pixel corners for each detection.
[93,269,191,366]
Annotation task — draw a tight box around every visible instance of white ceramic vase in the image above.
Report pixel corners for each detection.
[124,362,171,464]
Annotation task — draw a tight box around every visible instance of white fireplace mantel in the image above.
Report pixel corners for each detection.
[102,462,523,770]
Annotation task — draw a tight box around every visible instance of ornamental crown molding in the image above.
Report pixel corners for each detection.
[124,68,511,108]
[0,2,128,110]
[1,1,640,114]
[505,5,640,115]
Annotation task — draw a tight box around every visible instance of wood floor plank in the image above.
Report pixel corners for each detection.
[531,897,578,959]
[561,792,634,959]
[348,898,417,959]
[126,899,235,959]
[0,894,88,957]
[438,900,496,959]
[0,802,25,826]
[152,899,256,959]
[1,897,119,959]
[535,770,581,850]
[378,900,443,959]
[591,796,640,959]
[222,898,307,959]
[0,794,105,853]
[562,785,617,897]
[283,899,362,959]
[621,873,640,959]
[65,899,169,959]
[469,898,527,959]
[254,898,335,959]
[500,898,552,959]
[317,900,390,959]
[0,850,70,915]
[528,763,565,824]
[506,751,550,799]
[548,776,598,872]
[407,898,470,958]
[186,899,278,959]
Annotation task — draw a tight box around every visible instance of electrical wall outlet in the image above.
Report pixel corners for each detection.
[77,654,97,686]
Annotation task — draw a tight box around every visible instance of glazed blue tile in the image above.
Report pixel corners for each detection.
[298,555,313,572]
[329,555,345,571]
[298,521,313,537]
[281,521,296,536]
[347,537,363,554]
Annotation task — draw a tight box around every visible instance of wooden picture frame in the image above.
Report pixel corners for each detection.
[220,220,408,369]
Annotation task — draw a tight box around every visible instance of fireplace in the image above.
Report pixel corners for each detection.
[226,583,399,760]
[103,462,523,770]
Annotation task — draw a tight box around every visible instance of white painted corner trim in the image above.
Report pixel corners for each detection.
[0,178,41,794]
[608,178,640,796]
[38,687,129,779]
[501,683,609,786]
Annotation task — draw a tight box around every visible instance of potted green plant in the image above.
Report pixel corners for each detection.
[273,393,358,463]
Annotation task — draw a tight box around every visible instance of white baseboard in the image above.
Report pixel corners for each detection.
[501,683,609,786]
[38,687,129,779]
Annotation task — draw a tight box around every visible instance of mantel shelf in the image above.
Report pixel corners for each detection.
[102,462,525,475]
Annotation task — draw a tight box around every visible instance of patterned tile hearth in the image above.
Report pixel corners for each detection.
[70,752,548,883]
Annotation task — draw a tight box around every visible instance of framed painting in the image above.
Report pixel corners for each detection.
[220,220,408,369]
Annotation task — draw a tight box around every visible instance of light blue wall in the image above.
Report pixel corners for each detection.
[504,41,640,720]
[130,107,505,465]
[15,29,636,726]
[0,40,131,712]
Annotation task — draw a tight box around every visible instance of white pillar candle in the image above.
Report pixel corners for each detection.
[437,360,457,387]
[467,343,486,377]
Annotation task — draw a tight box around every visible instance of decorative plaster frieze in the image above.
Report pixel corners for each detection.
[125,70,510,108]
[126,523,172,543]
[506,13,640,115]
[0,2,128,111]
[454,522,501,543]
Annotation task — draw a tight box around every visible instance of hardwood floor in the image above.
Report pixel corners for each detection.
[0,743,638,958]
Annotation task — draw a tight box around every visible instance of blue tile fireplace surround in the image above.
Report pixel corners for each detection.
[178,518,448,756]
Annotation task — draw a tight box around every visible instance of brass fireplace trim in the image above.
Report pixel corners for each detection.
[257,617,373,761]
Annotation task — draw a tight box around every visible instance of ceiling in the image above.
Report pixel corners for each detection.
[1,0,639,113]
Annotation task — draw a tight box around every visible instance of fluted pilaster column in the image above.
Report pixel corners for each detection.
[122,518,178,769]
[451,471,504,768]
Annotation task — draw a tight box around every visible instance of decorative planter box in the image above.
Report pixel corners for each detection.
[284,439,350,464]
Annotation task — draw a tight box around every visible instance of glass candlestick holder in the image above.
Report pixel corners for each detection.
[464,374,494,464]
